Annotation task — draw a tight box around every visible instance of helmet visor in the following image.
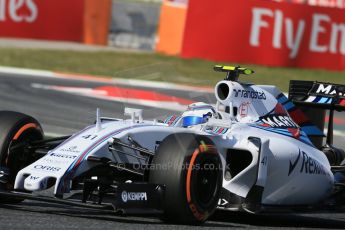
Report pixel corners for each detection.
[182,116,206,127]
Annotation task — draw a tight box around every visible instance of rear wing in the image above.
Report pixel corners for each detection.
[289,80,345,147]
[289,80,345,111]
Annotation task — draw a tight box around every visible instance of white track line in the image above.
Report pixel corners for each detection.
[31,83,190,111]
[0,66,213,93]
[0,66,54,77]
[44,132,62,137]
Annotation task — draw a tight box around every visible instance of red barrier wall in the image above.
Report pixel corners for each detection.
[0,0,110,45]
[181,0,345,71]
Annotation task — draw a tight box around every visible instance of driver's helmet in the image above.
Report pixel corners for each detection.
[181,102,218,127]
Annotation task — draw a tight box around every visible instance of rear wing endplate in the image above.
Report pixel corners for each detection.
[289,80,345,146]
[289,80,345,111]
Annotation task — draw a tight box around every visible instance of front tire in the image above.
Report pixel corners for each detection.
[149,133,222,224]
[0,111,43,203]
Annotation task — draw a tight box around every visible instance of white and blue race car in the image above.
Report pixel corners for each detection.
[0,66,344,224]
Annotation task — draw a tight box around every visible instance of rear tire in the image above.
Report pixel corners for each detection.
[149,133,222,224]
[0,111,43,203]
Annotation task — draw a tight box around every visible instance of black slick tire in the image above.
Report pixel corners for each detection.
[0,111,43,203]
[149,133,222,224]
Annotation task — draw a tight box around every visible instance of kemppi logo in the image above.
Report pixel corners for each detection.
[121,191,147,202]
[0,0,38,23]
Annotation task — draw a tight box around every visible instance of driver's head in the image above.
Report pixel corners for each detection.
[181,102,217,127]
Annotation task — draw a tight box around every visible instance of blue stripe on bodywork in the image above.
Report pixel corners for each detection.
[277,95,288,104]
[249,125,314,147]
[300,125,324,136]
[319,97,329,103]
[325,98,332,104]
[276,94,324,137]
[313,96,322,103]
[283,101,295,110]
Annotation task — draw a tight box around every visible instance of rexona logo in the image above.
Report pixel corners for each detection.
[34,165,61,172]
[260,115,299,128]
[0,0,38,23]
[121,190,147,202]
[288,149,327,176]
[310,83,345,98]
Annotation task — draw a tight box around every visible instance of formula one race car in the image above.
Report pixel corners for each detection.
[0,66,344,224]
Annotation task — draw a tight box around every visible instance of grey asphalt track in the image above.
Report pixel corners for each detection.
[0,72,216,135]
[0,72,344,229]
